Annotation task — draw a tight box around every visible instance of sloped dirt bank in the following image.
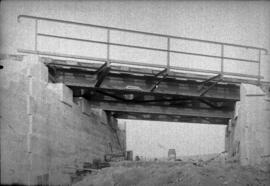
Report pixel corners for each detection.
[73,160,270,186]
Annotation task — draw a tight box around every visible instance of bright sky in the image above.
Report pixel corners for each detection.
[121,120,226,159]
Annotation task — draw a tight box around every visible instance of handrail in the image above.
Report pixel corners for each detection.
[17,14,268,83]
[37,33,260,64]
[18,14,268,53]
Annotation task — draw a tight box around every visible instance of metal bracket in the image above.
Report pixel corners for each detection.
[94,62,108,75]
[199,78,223,97]
[199,74,222,90]
[150,68,168,92]
[154,68,167,78]
[94,63,110,88]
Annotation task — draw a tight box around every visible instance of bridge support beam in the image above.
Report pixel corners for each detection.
[86,100,233,124]
[42,57,240,124]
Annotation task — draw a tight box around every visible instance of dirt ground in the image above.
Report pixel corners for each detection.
[73,158,270,186]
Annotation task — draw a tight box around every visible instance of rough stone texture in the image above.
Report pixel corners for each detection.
[0,55,125,185]
[226,84,270,169]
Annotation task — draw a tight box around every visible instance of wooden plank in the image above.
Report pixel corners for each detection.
[87,101,233,119]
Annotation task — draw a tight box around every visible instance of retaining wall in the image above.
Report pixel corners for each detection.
[0,54,125,185]
[226,84,270,170]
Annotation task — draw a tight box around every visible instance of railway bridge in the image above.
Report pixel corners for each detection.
[17,15,268,125]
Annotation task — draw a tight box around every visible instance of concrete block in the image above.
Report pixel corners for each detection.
[58,83,73,107]
[1,56,126,185]
[29,77,48,99]
[242,84,265,96]
[0,71,28,92]
[0,97,29,134]
[265,100,270,111]
[47,83,73,106]
[1,130,28,156]
[80,97,94,117]
[91,108,108,124]
[1,161,29,185]
[25,55,48,82]
[32,113,49,136]
[29,63,48,82]
[234,101,240,118]
[30,134,51,159]
[0,54,24,61]
[117,121,126,131]
[0,56,28,75]
[80,98,107,124]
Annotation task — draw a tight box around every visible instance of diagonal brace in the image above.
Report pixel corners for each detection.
[94,62,108,75]
[200,78,223,96]
[150,74,168,92]
[94,65,110,88]
[150,68,168,92]
[154,68,167,78]
[199,74,222,91]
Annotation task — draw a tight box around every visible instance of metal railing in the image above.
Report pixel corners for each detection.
[17,15,268,82]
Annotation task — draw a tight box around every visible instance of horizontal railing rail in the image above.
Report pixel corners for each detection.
[17,14,268,83]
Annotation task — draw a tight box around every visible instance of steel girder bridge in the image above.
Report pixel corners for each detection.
[17,15,268,125]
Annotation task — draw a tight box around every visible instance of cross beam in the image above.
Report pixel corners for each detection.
[87,101,233,119]
[112,111,229,125]
[55,71,239,101]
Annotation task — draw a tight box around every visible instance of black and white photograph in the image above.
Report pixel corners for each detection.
[0,0,270,185]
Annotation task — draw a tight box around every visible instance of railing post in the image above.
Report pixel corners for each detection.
[34,19,38,51]
[167,37,170,71]
[107,29,110,65]
[220,44,224,76]
[258,50,261,84]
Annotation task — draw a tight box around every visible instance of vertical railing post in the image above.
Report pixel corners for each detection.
[220,44,224,76]
[167,37,170,71]
[34,19,38,52]
[258,50,261,84]
[107,29,110,66]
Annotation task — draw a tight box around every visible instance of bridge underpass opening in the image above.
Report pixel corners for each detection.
[119,119,226,160]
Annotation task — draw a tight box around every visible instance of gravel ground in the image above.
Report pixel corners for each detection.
[73,160,270,186]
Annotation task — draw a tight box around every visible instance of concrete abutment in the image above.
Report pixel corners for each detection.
[0,54,125,185]
[226,83,270,170]
[1,54,270,184]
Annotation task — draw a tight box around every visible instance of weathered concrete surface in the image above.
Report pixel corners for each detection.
[0,54,125,185]
[226,84,270,169]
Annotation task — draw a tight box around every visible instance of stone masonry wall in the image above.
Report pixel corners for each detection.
[0,54,125,185]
